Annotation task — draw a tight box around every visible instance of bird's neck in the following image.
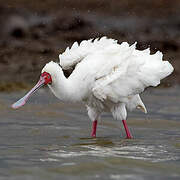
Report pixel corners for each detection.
[48,66,81,102]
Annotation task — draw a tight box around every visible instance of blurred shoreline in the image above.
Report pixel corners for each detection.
[0,0,180,91]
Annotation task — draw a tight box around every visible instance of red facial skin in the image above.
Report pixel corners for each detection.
[41,72,52,85]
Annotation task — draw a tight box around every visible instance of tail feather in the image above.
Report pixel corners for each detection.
[126,94,147,113]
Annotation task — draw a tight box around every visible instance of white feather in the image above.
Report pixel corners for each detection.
[65,47,69,53]
[42,37,174,122]
[59,36,117,69]
[71,42,78,49]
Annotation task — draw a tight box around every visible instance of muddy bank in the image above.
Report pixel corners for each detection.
[0,0,180,91]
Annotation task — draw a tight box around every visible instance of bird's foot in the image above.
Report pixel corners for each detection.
[126,135,133,139]
[91,133,96,138]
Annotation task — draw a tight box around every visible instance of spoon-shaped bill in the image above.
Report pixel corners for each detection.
[11,77,45,109]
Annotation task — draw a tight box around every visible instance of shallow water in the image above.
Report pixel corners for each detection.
[0,86,180,180]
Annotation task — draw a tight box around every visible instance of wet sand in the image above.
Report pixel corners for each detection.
[0,86,179,179]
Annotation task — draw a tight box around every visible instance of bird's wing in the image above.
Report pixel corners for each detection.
[92,43,174,102]
[59,37,117,70]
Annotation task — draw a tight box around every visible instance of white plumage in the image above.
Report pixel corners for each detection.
[43,37,173,116]
[12,37,174,138]
[59,37,117,69]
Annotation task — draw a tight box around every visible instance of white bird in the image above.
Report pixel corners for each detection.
[12,37,174,138]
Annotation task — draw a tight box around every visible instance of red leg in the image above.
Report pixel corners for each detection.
[91,120,97,138]
[122,120,133,139]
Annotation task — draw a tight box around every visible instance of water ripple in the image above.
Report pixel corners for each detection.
[47,143,179,163]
